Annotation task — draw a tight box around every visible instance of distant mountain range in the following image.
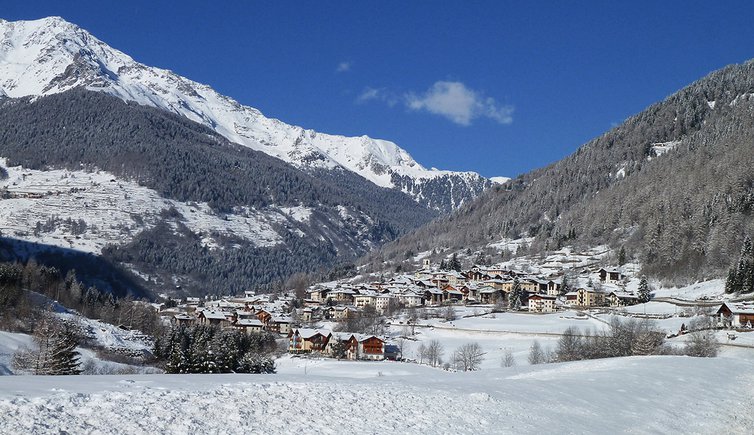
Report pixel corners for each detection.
[363,59,754,283]
[0,17,506,296]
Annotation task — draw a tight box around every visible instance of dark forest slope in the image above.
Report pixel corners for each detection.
[364,60,754,282]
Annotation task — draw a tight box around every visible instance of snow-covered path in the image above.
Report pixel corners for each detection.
[0,356,753,434]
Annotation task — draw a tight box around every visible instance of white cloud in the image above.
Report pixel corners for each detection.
[336,61,352,73]
[357,87,380,102]
[357,87,399,107]
[405,81,513,126]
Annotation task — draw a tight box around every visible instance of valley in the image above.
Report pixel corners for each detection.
[1,9,754,435]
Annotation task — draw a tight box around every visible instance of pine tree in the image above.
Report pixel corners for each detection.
[726,235,754,294]
[560,274,570,296]
[638,276,651,303]
[725,267,738,294]
[618,246,627,266]
[509,278,522,311]
[48,322,82,375]
[449,254,462,272]
[28,315,81,375]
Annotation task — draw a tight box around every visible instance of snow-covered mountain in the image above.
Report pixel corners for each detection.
[0,87,442,295]
[0,16,492,211]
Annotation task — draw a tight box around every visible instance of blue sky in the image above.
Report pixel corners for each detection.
[5,1,754,178]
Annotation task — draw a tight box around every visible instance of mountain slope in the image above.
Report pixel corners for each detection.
[0,16,491,212]
[364,60,754,282]
[0,88,438,295]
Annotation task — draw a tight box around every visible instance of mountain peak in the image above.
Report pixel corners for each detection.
[0,16,492,211]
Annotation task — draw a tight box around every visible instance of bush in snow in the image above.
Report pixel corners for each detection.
[553,318,668,363]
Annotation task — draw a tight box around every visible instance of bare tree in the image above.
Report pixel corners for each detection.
[501,348,516,367]
[285,272,310,301]
[453,342,485,371]
[425,339,445,367]
[418,343,427,365]
[528,340,547,365]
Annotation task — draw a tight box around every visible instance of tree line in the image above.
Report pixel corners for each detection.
[153,325,277,374]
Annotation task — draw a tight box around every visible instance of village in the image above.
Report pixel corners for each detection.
[156,253,754,365]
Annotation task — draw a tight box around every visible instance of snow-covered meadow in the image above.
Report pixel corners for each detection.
[0,356,753,434]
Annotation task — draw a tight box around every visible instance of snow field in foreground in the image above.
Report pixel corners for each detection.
[1,356,753,434]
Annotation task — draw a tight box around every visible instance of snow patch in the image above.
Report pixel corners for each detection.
[490,176,511,185]
[650,140,681,157]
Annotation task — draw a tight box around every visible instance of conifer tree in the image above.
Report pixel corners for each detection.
[725,267,738,294]
[618,246,627,266]
[509,278,522,311]
[559,274,570,296]
[725,235,754,294]
[23,314,82,375]
[638,276,651,303]
[449,253,462,272]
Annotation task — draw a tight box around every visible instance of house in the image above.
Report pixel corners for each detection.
[397,291,424,307]
[300,307,314,322]
[255,309,272,326]
[599,268,625,283]
[608,291,640,307]
[375,294,394,313]
[519,279,538,293]
[236,308,258,319]
[288,328,332,354]
[326,305,354,320]
[717,302,754,328]
[528,294,557,313]
[307,287,330,302]
[565,291,579,306]
[429,272,450,289]
[423,288,444,306]
[464,265,491,282]
[354,292,377,308]
[197,310,234,328]
[325,333,359,360]
[545,278,562,296]
[358,335,385,360]
[531,278,561,296]
[328,288,356,304]
[234,318,265,334]
[443,286,464,303]
[483,279,509,291]
[569,288,606,308]
[268,317,293,335]
[479,286,503,304]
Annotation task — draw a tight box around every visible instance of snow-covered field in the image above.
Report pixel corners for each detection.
[1,356,753,434]
[653,279,726,301]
